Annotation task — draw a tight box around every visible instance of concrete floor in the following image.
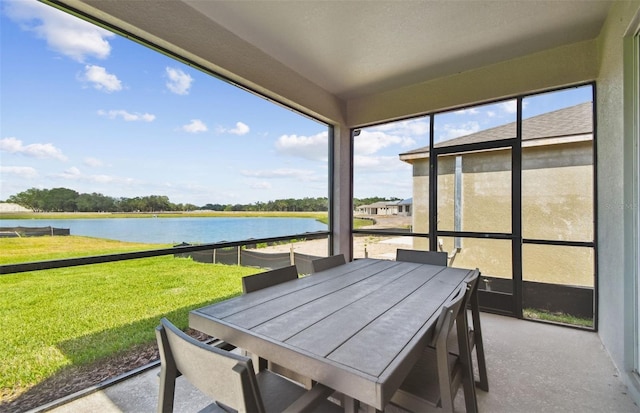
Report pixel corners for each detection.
[39,313,639,413]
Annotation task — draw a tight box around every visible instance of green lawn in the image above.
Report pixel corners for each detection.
[523,308,593,328]
[0,235,169,264]
[0,237,258,402]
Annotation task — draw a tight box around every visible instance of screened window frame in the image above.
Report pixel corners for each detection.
[351,82,598,329]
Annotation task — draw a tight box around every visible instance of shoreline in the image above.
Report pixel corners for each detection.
[0,210,328,220]
[259,214,412,259]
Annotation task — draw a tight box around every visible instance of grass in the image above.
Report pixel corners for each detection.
[523,308,593,328]
[353,218,372,229]
[0,236,169,265]
[0,236,258,402]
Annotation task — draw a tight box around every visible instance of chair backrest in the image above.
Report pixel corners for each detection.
[430,282,468,349]
[242,265,298,294]
[156,318,265,413]
[311,254,346,273]
[396,249,448,266]
[463,269,480,303]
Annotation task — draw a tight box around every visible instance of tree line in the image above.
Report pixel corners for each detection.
[4,187,399,213]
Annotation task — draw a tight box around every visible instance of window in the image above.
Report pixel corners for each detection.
[1,1,330,249]
[352,116,430,259]
[353,84,597,327]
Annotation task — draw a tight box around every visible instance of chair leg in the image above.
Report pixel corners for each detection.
[457,313,478,413]
[157,364,177,413]
[471,296,489,391]
[247,351,268,373]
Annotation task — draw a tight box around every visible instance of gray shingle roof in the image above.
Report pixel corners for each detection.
[400,102,592,158]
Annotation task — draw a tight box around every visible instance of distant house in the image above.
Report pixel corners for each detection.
[355,198,412,216]
[397,198,412,216]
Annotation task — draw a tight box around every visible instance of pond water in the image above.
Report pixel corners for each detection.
[0,217,328,244]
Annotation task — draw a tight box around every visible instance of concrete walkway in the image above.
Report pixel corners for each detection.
[40,313,639,413]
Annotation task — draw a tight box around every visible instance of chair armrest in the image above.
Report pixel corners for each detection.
[282,383,336,413]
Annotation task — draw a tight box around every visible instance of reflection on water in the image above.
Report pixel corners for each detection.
[0,217,327,244]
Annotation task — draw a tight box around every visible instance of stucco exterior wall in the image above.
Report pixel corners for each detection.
[409,142,594,286]
[596,0,640,402]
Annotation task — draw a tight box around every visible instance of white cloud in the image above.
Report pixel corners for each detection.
[372,119,429,137]
[81,65,122,93]
[217,121,251,136]
[83,157,104,167]
[498,100,518,113]
[275,132,328,161]
[166,67,193,95]
[0,137,67,161]
[354,130,416,156]
[4,0,114,62]
[455,108,480,115]
[249,181,272,189]
[53,166,134,185]
[0,166,38,179]
[229,122,250,136]
[181,119,208,133]
[59,166,81,179]
[354,155,412,172]
[97,109,155,122]
[241,168,315,180]
[437,121,481,142]
[90,174,121,183]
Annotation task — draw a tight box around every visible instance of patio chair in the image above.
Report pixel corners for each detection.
[241,266,312,388]
[310,254,346,273]
[419,269,488,392]
[156,318,342,413]
[397,249,489,392]
[396,248,448,266]
[390,282,478,413]
[242,265,298,293]
[450,269,489,392]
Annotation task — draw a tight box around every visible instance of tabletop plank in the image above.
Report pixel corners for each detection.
[284,263,447,358]
[220,260,400,329]
[328,267,471,376]
[252,260,419,341]
[200,258,380,319]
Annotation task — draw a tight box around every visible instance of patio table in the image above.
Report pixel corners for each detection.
[189,258,475,412]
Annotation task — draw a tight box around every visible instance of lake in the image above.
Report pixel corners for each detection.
[0,217,328,244]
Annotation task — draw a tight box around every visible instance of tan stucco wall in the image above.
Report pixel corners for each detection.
[596,1,640,399]
[409,142,594,286]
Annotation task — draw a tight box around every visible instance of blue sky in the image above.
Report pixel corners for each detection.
[0,0,592,206]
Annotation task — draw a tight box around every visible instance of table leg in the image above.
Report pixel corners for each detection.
[343,396,358,413]
[343,396,382,413]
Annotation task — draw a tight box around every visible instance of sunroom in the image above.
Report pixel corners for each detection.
[3,0,640,411]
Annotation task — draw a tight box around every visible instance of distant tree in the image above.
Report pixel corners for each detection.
[7,186,395,213]
[7,188,44,211]
[200,203,225,211]
[43,187,79,212]
[76,193,116,212]
[353,196,401,209]
[174,203,198,211]
[144,195,171,212]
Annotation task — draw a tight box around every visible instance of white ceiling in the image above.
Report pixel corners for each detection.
[184,0,612,99]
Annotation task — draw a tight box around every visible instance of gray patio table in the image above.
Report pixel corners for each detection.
[189,258,474,412]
